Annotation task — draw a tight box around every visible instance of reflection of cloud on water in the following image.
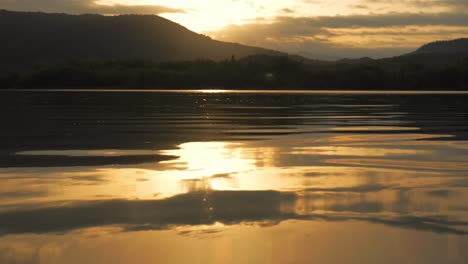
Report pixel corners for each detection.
[1,151,176,168]
[1,137,468,226]
[0,190,467,237]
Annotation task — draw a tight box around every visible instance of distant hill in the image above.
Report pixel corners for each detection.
[0,10,281,69]
[0,15,466,91]
[378,38,468,68]
[413,38,468,54]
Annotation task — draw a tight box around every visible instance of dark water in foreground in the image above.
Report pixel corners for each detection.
[1,90,468,264]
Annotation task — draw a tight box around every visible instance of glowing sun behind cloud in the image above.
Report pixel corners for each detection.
[99,0,290,32]
[2,0,468,58]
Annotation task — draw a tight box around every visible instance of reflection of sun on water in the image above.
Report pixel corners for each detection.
[124,141,260,197]
[198,89,227,94]
[3,135,466,225]
[9,140,381,202]
[138,141,314,196]
[161,142,256,180]
[6,135,456,211]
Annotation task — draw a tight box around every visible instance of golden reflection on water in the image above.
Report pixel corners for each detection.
[0,220,467,264]
[1,133,468,264]
[290,146,431,156]
[160,142,257,179]
[2,91,468,263]
[2,133,468,220]
[198,89,228,93]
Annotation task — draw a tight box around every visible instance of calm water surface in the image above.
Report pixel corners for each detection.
[1,90,468,264]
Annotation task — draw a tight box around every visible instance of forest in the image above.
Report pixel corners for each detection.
[1,54,468,90]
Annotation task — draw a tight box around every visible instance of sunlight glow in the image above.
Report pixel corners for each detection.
[198,89,227,94]
[97,0,291,32]
[87,0,468,57]
[2,133,463,213]
[161,142,256,180]
[96,0,452,34]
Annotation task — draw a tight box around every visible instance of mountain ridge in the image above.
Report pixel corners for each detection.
[0,10,283,69]
[0,10,467,90]
[413,38,468,54]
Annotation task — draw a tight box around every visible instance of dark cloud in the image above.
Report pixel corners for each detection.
[229,13,468,43]
[210,12,468,59]
[445,0,468,8]
[281,8,295,14]
[93,4,186,15]
[210,18,330,47]
[350,4,370,9]
[362,0,468,9]
[258,12,468,32]
[0,190,48,199]
[0,0,185,15]
[425,189,456,198]
[69,175,109,185]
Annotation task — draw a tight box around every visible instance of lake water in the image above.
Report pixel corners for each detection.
[1,90,468,264]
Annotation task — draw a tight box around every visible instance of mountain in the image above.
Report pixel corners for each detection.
[380,38,468,68]
[0,10,281,69]
[0,15,466,91]
[413,38,468,54]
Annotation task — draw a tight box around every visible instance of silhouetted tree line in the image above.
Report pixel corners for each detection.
[1,54,468,90]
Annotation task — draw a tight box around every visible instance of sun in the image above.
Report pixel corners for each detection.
[101,0,285,32]
[95,0,293,33]
[159,1,260,32]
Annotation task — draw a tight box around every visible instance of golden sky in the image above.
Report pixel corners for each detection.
[2,0,468,59]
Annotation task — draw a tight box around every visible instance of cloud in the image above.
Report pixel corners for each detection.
[208,12,468,59]
[445,0,468,8]
[217,12,468,37]
[281,8,295,14]
[425,189,456,198]
[93,4,186,15]
[0,0,185,15]
[0,190,48,199]
[361,0,468,9]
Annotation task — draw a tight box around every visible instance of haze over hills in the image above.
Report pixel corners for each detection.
[0,10,281,69]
